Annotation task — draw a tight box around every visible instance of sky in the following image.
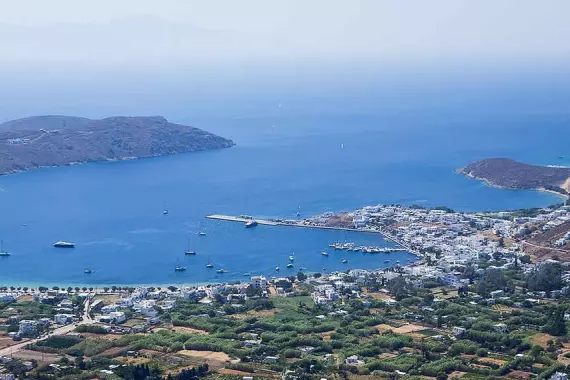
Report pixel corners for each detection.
[1,0,570,121]
[1,0,570,66]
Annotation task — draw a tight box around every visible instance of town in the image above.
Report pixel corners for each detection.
[1,204,570,379]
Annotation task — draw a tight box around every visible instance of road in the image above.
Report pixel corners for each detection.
[0,296,94,357]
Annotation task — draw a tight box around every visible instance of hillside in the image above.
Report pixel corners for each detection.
[459,158,570,196]
[0,116,235,175]
[523,221,570,262]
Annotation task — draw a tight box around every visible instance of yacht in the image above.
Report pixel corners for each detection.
[320,251,329,256]
[53,241,75,248]
[243,273,251,276]
[286,263,294,268]
[0,240,10,257]
[275,266,280,272]
[289,255,295,261]
[245,220,258,228]
[198,232,207,236]
[84,269,93,274]
[163,209,169,215]
[175,266,187,272]
[206,263,214,268]
[341,259,348,264]
[216,269,227,274]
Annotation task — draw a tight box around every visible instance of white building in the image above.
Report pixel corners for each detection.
[18,320,38,336]
[54,314,73,325]
[251,276,267,289]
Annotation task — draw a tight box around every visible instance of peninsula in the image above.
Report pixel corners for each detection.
[459,158,570,197]
[0,115,235,175]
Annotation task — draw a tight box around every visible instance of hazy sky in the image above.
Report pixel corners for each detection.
[1,0,570,65]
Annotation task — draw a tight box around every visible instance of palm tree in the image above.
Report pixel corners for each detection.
[103,287,109,293]
[88,287,93,292]
[111,286,117,292]
[75,287,80,292]
[82,287,87,292]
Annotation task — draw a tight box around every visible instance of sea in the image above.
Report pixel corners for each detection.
[0,72,569,286]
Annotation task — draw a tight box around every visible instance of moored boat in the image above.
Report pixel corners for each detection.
[245,220,258,228]
[53,241,75,248]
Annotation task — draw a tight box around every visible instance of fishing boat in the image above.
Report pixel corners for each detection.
[0,241,10,257]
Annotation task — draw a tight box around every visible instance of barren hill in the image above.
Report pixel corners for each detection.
[459,158,570,196]
[0,115,235,175]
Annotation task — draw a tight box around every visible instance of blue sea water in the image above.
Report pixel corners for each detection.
[0,82,569,286]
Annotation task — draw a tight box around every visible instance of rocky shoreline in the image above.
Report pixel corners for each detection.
[0,115,235,176]
[459,158,570,199]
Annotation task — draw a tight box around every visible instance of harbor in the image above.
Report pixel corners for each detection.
[206,214,418,256]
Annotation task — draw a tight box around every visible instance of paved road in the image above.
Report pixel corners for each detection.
[0,296,94,357]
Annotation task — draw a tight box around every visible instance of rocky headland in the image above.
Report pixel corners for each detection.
[0,115,235,175]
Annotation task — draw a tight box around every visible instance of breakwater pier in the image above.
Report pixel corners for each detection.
[206,214,421,257]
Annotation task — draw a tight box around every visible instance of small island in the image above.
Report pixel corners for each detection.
[459,158,570,198]
[0,115,235,175]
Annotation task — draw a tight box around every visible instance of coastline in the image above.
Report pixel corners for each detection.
[0,146,235,177]
[458,168,569,201]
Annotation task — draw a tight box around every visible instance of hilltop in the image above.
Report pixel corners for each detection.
[459,158,570,197]
[0,116,235,175]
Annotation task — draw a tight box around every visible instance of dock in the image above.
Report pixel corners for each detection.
[207,214,378,233]
[206,214,423,258]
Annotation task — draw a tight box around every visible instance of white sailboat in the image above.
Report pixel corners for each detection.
[0,240,10,257]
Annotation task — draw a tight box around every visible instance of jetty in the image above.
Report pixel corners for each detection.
[207,214,422,257]
[207,215,377,233]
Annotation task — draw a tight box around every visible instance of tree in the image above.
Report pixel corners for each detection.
[543,307,567,336]
[75,356,86,370]
[103,287,109,293]
[526,263,563,291]
[111,285,117,292]
[313,273,322,279]
[476,268,506,296]
[297,271,307,281]
[387,277,412,301]
[168,286,178,292]
[519,255,532,264]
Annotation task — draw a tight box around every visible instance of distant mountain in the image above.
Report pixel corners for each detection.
[0,115,235,175]
[459,158,570,196]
